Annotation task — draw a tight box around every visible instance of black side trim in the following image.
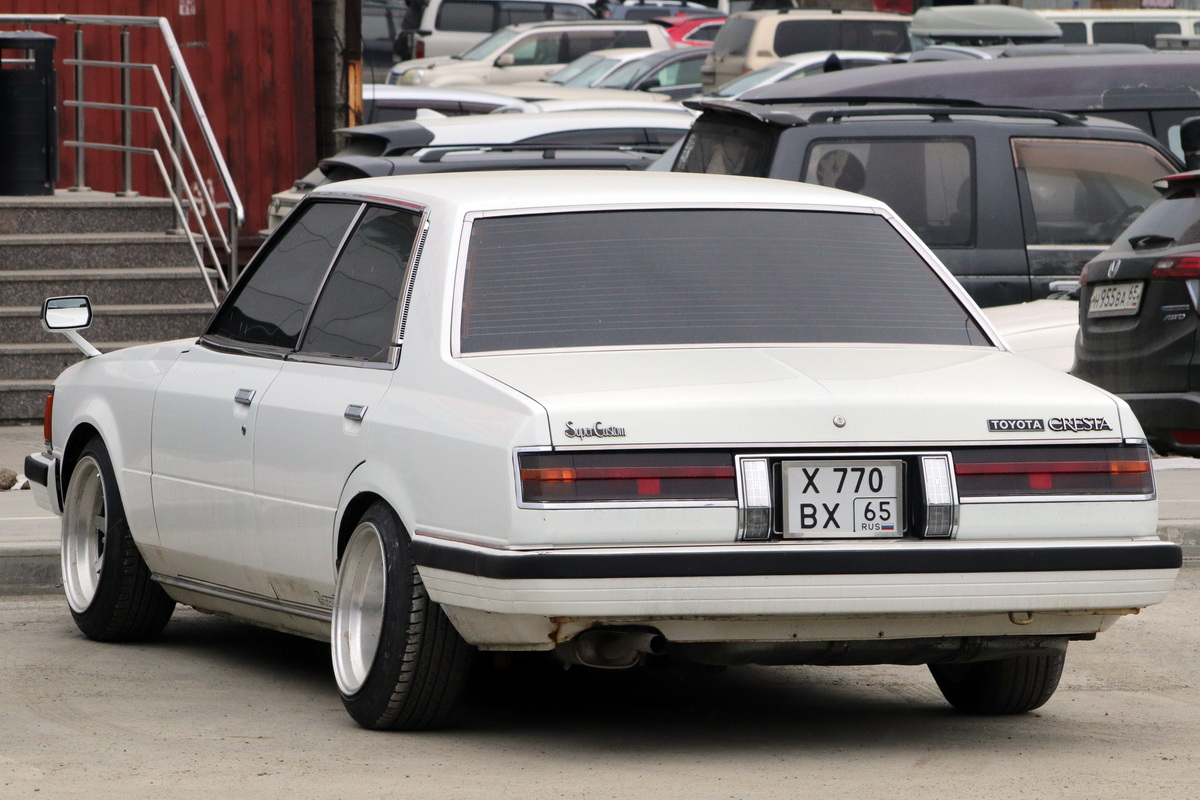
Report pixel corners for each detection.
[23,454,49,488]
[412,540,1182,581]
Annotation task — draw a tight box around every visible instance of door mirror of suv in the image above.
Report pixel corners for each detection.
[1181,116,1200,171]
[496,53,515,67]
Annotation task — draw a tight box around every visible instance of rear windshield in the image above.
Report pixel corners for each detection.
[1118,191,1200,249]
[674,117,776,177]
[458,209,988,353]
[713,17,756,57]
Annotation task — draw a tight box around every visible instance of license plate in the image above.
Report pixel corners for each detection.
[782,460,904,538]
[1088,281,1144,318]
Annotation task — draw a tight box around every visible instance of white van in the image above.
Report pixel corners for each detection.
[397,0,597,60]
[1035,9,1200,46]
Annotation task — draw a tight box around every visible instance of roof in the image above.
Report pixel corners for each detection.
[728,8,909,22]
[313,170,885,215]
[740,52,1200,110]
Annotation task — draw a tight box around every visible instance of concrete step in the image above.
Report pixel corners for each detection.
[0,342,142,382]
[0,380,51,426]
[0,268,218,306]
[0,304,214,344]
[0,231,200,270]
[0,191,177,235]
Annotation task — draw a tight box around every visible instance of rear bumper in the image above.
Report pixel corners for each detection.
[23,451,61,516]
[412,534,1182,649]
[1121,391,1200,455]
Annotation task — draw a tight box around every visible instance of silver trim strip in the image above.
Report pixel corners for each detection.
[153,574,332,623]
[962,493,1156,504]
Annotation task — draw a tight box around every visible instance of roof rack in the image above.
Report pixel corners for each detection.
[685,97,1088,127]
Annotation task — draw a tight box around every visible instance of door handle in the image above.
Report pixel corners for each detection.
[234,388,255,405]
[344,404,367,421]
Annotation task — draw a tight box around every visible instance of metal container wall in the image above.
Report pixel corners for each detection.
[0,1,316,237]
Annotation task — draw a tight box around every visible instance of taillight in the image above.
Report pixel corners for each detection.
[1151,255,1200,279]
[415,40,425,59]
[519,451,736,503]
[952,444,1153,497]
[1170,430,1200,446]
[42,389,54,447]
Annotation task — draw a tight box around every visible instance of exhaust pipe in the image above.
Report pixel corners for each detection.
[555,629,667,669]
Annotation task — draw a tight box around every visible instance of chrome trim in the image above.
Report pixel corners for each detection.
[961,493,1157,504]
[233,388,255,405]
[396,215,430,346]
[153,574,332,623]
[344,404,367,421]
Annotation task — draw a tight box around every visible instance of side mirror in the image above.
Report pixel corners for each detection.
[41,296,101,358]
[496,53,515,68]
[42,296,92,331]
[1182,116,1200,172]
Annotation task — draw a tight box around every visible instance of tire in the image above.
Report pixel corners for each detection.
[61,437,175,642]
[332,500,473,730]
[929,650,1066,715]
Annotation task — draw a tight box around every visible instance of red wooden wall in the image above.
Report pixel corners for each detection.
[0,0,316,239]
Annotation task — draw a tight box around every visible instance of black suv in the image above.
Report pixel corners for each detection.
[673,100,1181,307]
[1075,170,1200,455]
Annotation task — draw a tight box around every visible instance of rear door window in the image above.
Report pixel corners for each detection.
[1012,138,1175,246]
[803,139,974,248]
[299,207,421,362]
[205,202,361,353]
[774,20,839,55]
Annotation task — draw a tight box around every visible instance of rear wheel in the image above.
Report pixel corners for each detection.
[61,437,175,641]
[929,650,1066,715]
[331,500,473,730]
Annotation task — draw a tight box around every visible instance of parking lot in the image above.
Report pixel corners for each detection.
[1,568,1196,799]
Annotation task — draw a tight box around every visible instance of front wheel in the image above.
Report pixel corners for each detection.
[331,500,473,730]
[61,437,175,641]
[929,650,1066,715]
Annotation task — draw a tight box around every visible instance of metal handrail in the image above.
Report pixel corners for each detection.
[0,14,244,296]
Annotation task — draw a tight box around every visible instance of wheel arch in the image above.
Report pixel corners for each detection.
[59,422,102,495]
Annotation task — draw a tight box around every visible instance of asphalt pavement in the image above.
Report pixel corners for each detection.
[1,423,1197,594]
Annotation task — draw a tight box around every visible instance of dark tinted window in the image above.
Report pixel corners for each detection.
[774,19,838,55]
[1093,21,1179,46]
[675,118,776,176]
[437,1,496,32]
[774,19,909,56]
[685,24,721,43]
[206,202,359,351]
[842,20,909,52]
[1056,21,1086,44]
[713,17,756,57]
[459,209,986,352]
[301,207,421,362]
[803,139,974,248]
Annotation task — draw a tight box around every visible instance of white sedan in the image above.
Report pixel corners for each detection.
[26,171,1180,730]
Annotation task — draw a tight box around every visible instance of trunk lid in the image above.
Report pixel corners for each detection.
[464,346,1127,446]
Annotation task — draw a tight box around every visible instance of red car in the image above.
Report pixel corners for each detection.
[657,14,725,46]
